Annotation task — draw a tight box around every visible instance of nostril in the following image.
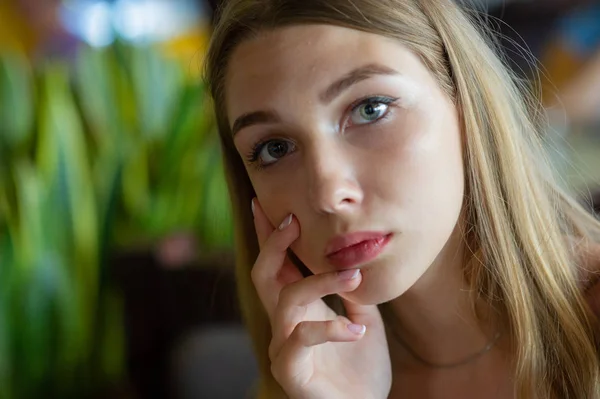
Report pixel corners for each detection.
[313,186,363,214]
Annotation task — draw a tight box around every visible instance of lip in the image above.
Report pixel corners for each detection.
[325,232,393,270]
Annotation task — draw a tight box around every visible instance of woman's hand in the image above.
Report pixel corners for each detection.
[251,199,392,399]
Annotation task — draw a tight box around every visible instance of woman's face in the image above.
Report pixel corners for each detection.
[226,24,464,305]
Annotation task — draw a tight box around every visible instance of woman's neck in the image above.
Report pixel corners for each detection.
[384,227,504,369]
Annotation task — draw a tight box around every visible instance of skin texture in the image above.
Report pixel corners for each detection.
[226,24,514,397]
[227,24,464,305]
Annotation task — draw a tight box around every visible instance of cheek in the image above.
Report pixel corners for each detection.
[254,179,320,272]
[369,109,464,213]
[250,173,300,228]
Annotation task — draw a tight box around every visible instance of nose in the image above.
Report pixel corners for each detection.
[306,144,363,215]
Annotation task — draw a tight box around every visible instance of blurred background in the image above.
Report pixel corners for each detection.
[0,0,599,398]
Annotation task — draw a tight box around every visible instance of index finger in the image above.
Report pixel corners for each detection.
[252,198,300,282]
[250,198,303,312]
[252,198,298,249]
[252,198,275,248]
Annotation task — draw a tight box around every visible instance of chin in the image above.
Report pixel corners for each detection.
[339,258,416,305]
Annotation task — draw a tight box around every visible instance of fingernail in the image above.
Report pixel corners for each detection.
[347,323,366,335]
[251,199,255,216]
[338,269,360,280]
[278,214,293,230]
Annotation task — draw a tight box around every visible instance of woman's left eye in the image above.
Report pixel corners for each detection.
[349,97,395,125]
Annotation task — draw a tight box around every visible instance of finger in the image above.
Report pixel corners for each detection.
[270,269,362,357]
[251,212,302,317]
[274,269,361,334]
[271,317,366,382]
[252,199,303,285]
[252,198,283,249]
[253,214,300,284]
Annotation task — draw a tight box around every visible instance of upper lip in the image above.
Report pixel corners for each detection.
[325,231,391,256]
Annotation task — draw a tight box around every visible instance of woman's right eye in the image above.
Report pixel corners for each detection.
[248,139,296,168]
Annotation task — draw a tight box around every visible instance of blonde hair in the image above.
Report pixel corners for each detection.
[204,0,600,397]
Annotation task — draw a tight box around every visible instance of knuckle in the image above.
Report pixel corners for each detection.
[293,321,311,343]
[268,340,278,363]
[326,319,339,337]
[270,353,291,384]
[250,264,261,285]
[277,285,295,308]
[264,232,281,251]
[275,301,307,327]
[270,358,282,381]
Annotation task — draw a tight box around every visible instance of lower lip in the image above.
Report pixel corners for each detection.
[327,234,393,270]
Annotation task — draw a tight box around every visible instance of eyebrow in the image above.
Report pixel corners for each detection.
[232,110,280,137]
[231,63,399,136]
[319,63,399,103]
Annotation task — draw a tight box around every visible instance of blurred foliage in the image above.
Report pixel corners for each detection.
[0,38,232,397]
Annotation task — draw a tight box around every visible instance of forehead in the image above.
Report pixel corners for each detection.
[225,24,426,119]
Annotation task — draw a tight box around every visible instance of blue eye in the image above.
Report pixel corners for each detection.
[349,97,396,125]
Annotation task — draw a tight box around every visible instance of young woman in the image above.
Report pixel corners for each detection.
[204,0,600,397]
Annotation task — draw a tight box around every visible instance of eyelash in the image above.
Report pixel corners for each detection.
[345,95,398,128]
[246,95,398,170]
[245,138,272,170]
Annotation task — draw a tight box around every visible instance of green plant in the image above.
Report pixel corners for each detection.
[0,38,232,398]
[74,41,232,249]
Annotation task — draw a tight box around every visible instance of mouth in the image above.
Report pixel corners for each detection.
[325,232,393,270]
